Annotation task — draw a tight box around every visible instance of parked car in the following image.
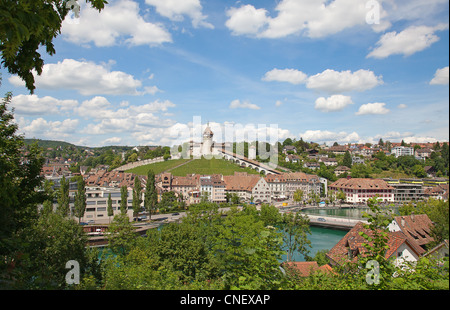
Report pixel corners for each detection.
[317,217,326,222]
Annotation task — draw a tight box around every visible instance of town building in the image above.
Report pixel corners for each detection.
[223,172,271,204]
[79,186,138,222]
[319,157,338,166]
[265,174,287,200]
[383,179,424,202]
[328,178,395,204]
[199,174,226,203]
[415,148,433,160]
[391,146,414,158]
[334,165,350,177]
[388,214,435,256]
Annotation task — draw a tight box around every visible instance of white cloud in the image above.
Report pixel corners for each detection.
[102,137,123,145]
[226,5,269,36]
[306,69,383,93]
[229,99,261,110]
[8,58,156,96]
[225,0,384,39]
[430,66,449,85]
[355,102,390,115]
[262,68,383,93]
[262,69,308,85]
[10,95,78,115]
[145,0,213,29]
[275,100,284,107]
[21,118,79,139]
[61,0,172,47]
[314,95,354,112]
[397,103,408,109]
[78,98,177,134]
[299,130,362,144]
[367,23,449,59]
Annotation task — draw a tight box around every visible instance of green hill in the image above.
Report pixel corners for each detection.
[128,157,260,176]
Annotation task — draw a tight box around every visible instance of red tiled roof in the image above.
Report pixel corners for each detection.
[329,178,394,190]
[282,262,335,277]
[326,222,419,266]
[393,214,434,255]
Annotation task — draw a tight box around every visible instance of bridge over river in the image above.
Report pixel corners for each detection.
[305,214,367,230]
[278,206,368,230]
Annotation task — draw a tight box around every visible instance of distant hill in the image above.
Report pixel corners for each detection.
[24,139,79,149]
[23,138,134,151]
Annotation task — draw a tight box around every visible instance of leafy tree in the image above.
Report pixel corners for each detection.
[120,185,128,215]
[73,177,86,223]
[259,203,281,226]
[107,213,136,256]
[293,189,304,205]
[132,176,142,219]
[280,212,311,262]
[144,169,158,220]
[107,193,113,223]
[343,150,352,168]
[57,175,70,216]
[358,197,395,289]
[0,91,48,286]
[14,212,88,289]
[0,0,108,93]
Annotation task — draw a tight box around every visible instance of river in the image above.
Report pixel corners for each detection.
[280,226,347,262]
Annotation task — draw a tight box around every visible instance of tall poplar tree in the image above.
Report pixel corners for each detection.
[132,176,142,220]
[107,193,113,223]
[73,177,86,223]
[144,170,158,220]
[57,175,70,217]
[120,185,128,215]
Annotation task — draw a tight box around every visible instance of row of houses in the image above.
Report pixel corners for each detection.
[157,171,325,205]
[328,177,449,204]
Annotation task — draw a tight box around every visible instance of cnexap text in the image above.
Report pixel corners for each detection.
[180,294,270,307]
[224,294,271,305]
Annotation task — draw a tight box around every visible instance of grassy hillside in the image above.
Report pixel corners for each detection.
[127,157,260,176]
[126,158,191,175]
[170,157,259,176]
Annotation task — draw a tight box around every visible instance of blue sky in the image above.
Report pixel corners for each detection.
[1,0,449,147]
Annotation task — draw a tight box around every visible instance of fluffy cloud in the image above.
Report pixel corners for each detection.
[145,0,213,29]
[314,95,354,112]
[20,118,79,139]
[102,137,123,145]
[225,0,384,39]
[77,97,177,134]
[226,5,269,36]
[262,68,383,93]
[355,102,390,115]
[9,59,156,96]
[10,95,78,115]
[61,0,172,47]
[229,99,261,110]
[299,130,362,144]
[306,69,383,93]
[367,24,448,59]
[262,69,308,85]
[430,66,449,85]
